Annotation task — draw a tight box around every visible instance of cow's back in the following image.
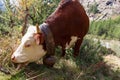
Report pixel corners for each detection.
[45,0,89,45]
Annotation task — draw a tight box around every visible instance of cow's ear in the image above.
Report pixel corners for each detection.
[34,33,44,45]
[34,24,44,45]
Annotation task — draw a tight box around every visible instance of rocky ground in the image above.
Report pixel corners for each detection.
[80,0,120,20]
[96,39,120,72]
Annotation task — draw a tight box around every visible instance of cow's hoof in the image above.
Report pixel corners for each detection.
[43,56,56,67]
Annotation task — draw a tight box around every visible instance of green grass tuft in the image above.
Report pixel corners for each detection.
[89,16,120,40]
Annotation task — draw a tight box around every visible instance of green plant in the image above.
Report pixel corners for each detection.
[76,38,104,67]
[89,16,120,39]
[89,3,99,14]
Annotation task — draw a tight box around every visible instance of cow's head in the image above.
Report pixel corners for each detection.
[11,24,46,64]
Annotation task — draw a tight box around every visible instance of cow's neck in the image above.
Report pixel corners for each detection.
[39,23,55,56]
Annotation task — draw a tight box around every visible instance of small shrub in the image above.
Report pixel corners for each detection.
[77,38,106,67]
[89,3,99,14]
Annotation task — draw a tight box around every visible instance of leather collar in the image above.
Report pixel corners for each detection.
[39,23,55,56]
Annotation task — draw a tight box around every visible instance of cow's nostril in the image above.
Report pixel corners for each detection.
[11,56,15,60]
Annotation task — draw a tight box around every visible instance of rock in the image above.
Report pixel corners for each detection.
[106,0,114,5]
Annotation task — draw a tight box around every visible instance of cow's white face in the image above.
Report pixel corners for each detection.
[11,25,46,63]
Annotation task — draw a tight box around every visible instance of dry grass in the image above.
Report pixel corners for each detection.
[0,27,21,75]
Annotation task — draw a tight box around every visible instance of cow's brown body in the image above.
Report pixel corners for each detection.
[43,0,89,66]
[46,0,89,55]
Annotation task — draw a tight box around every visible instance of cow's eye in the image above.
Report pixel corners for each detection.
[25,44,31,47]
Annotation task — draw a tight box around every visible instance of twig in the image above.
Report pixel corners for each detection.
[76,71,84,80]
[0,65,10,74]
[26,72,46,80]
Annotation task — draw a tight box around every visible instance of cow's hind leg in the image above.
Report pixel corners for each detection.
[61,45,66,57]
[73,38,83,57]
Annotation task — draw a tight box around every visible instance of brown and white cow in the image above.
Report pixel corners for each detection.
[11,0,89,67]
